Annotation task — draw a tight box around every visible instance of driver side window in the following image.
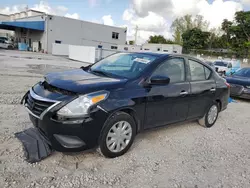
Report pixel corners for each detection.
[152,58,185,83]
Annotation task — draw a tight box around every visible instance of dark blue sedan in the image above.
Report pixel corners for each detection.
[22,52,229,158]
[226,68,250,99]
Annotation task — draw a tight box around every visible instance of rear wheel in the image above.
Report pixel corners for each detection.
[198,102,219,128]
[7,45,13,50]
[99,112,136,158]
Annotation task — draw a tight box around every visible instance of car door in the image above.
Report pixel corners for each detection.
[144,57,191,129]
[187,59,216,119]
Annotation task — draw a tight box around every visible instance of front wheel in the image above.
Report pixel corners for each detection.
[198,103,219,128]
[99,112,136,158]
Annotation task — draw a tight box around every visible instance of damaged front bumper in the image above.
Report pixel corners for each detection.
[22,86,109,152]
[230,84,250,100]
[15,127,53,163]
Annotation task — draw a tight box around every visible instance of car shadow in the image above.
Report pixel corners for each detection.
[132,120,201,148]
[231,97,250,103]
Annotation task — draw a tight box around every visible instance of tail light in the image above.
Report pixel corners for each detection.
[225,82,230,88]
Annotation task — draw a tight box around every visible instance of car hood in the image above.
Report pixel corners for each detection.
[44,69,127,94]
[226,75,250,87]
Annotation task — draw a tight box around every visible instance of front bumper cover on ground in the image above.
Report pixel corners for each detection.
[15,128,54,163]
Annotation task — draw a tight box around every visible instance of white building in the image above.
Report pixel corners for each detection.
[142,43,182,54]
[117,43,183,54]
[0,13,14,37]
[117,45,142,52]
[0,9,127,53]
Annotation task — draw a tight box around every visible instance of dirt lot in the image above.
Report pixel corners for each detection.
[0,50,250,188]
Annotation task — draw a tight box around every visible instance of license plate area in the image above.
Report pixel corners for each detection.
[29,114,39,127]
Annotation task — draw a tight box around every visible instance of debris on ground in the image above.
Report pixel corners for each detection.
[15,128,54,163]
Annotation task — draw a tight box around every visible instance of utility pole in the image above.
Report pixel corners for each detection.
[134,25,138,45]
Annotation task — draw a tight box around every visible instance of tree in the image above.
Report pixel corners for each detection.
[171,14,209,44]
[165,39,175,44]
[147,35,175,44]
[182,28,211,53]
[208,28,228,49]
[221,11,250,57]
[148,35,167,44]
[129,40,135,45]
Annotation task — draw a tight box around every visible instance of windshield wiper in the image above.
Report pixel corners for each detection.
[80,65,91,71]
[90,69,113,77]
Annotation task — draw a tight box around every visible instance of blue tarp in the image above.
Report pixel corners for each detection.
[0,21,44,31]
[228,97,237,103]
[18,43,28,51]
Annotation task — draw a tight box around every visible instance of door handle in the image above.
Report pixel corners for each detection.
[180,91,188,95]
[210,88,216,92]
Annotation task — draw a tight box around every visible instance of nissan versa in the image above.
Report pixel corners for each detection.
[22,52,229,158]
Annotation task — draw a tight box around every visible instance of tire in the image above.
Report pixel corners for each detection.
[99,111,136,158]
[7,45,13,50]
[198,102,219,128]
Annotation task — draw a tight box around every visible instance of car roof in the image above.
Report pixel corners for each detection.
[125,51,169,57]
[240,67,250,70]
[117,52,207,63]
[124,52,194,58]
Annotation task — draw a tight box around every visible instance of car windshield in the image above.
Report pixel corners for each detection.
[214,61,228,67]
[90,53,157,79]
[234,68,250,77]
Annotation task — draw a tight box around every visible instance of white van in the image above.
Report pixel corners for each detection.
[0,38,14,49]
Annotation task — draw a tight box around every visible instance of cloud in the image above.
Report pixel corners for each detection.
[102,15,114,26]
[65,13,80,19]
[0,1,80,19]
[132,0,173,17]
[131,11,167,32]
[123,9,134,21]
[241,0,250,6]
[0,5,26,14]
[88,0,113,7]
[197,0,243,28]
[57,6,68,12]
[123,0,244,44]
[88,0,98,7]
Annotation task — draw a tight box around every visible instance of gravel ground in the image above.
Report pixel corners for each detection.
[0,50,250,188]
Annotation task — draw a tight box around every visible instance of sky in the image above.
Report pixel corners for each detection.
[0,0,250,44]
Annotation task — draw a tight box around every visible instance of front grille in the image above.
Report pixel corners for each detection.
[26,92,55,116]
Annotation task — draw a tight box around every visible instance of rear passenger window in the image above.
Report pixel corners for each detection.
[189,60,211,81]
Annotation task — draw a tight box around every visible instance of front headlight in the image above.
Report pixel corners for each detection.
[57,91,109,117]
[246,86,250,89]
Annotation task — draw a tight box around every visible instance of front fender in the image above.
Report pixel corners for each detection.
[99,97,146,132]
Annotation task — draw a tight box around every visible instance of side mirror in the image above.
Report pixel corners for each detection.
[150,75,170,85]
[228,64,232,68]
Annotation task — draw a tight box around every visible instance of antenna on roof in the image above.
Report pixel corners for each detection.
[25,5,29,11]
